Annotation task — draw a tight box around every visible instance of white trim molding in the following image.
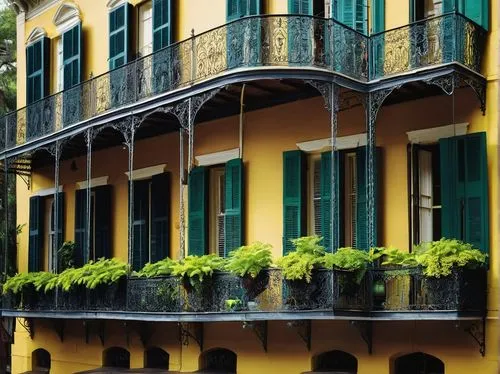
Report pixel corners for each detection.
[26,27,47,45]
[124,164,166,180]
[107,0,127,9]
[297,133,367,152]
[33,186,63,197]
[76,176,109,190]
[195,148,240,166]
[407,123,469,144]
[53,2,81,33]
[25,0,60,21]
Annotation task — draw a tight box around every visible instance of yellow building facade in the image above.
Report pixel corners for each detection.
[0,0,497,373]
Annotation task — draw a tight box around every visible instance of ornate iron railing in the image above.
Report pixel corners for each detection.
[1,268,486,315]
[370,12,485,80]
[0,12,485,154]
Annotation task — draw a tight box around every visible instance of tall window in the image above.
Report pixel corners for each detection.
[410,144,441,245]
[188,159,244,257]
[138,1,153,56]
[74,186,112,266]
[411,0,442,21]
[132,173,170,270]
[308,151,362,248]
[408,132,488,253]
[210,167,226,257]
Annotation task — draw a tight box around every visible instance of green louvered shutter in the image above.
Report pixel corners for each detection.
[288,0,311,13]
[355,147,367,250]
[224,158,244,256]
[442,0,455,13]
[440,133,489,253]
[151,173,170,262]
[248,0,261,14]
[283,151,306,254]
[334,0,366,33]
[74,189,87,266]
[132,180,149,271]
[462,0,488,30]
[371,0,384,33]
[227,0,240,20]
[320,152,332,252]
[109,4,132,70]
[355,147,379,250]
[63,23,82,89]
[28,196,44,272]
[188,167,208,256]
[56,192,65,258]
[334,151,345,249]
[26,37,50,104]
[94,185,112,260]
[153,0,172,51]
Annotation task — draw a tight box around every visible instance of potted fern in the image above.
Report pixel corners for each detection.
[225,242,274,309]
[3,272,57,310]
[381,239,487,311]
[128,258,181,312]
[79,258,128,311]
[277,236,333,310]
[325,247,374,312]
[171,254,228,312]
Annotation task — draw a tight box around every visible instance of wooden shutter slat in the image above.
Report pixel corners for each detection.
[56,192,65,264]
[151,173,170,262]
[283,150,306,254]
[188,167,208,256]
[74,189,87,266]
[224,158,244,256]
[28,196,44,272]
[320,152,332,252]
[94,185,112,260]
[132,180,149,271]
[62,23,82,90]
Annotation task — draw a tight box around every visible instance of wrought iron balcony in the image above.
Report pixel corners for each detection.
[1,268,486,320]
[0,12,485,155]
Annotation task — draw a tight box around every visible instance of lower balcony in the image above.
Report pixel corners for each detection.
[1,267,486,321]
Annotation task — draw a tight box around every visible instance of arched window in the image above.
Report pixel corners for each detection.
[394,352,444,374]
[144,347,169,369]
[199,348,237,373]
[103,347,130,369]
[32,348,51,372]
[312,350,358,373]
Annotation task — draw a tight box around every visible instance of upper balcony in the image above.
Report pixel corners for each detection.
[0,12,486,157]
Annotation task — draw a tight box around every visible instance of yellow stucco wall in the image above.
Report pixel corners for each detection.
[11,0,499,373]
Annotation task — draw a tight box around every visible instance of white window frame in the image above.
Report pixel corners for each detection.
[407,123,468,245]
[138,1,153,57]
[209,167,226,257]
[56,37,64,92]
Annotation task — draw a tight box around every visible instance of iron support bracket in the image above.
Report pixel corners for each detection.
[350,320,372,355]
[243,321,268,352]
[458,318,486,357]
[52,319,64,342]
[286,320,312,351]
[19,317,34,339]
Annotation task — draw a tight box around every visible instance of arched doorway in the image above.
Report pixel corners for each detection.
[199,348,237,373]
[102,347,130,369]
[32,348,51,372]
[394,352,444,374]
[311,350,358,373]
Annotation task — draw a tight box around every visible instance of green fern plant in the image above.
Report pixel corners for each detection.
[3,272,58,295]
[171,255,226,287]
[58,241,76,271]
[57,258,128,291]
[277,236,327,282]
[413,238,487,278]
[135,258,175,278]
[225,242,273,278]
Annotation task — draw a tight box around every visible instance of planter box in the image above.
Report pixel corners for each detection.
[182,272,243,312]
[411,267,486,312]
[56,286,86,311]
[127,276,181,312]
[2,291,20,310]
[333,269,372,312]
[282,269,333,310]
[242,268,282,312]
[371,268,414,311]
[86,277,127,311]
